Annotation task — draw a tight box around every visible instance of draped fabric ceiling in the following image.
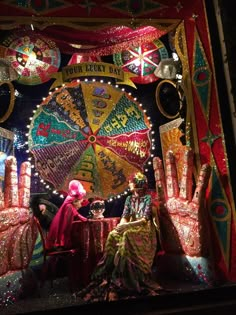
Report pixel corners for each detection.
[1,25,175,56]
[0,1,183,55]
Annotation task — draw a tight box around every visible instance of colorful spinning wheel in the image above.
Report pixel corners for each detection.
[1,31,61,85]
[113,39,169,84]
[28,81,152,198]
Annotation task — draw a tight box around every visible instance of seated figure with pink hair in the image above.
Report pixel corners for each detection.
[46,179,88,251]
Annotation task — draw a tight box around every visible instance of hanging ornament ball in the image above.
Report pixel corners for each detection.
[0,30,61,85]
[154,58,178,80]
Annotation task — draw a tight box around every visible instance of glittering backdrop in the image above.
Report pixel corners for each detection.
[0,0,235,284]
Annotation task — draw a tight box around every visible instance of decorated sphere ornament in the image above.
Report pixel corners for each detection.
[154,58,178,80]
[0,31,61,85]
[28,80,152,199]
[113,39,169,84]
[90,199,105,219]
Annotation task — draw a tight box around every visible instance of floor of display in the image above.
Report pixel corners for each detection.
[2,275,236,315]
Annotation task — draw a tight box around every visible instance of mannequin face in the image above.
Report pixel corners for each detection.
[39,204,47,215]
[128,180,146,196]
[128,181,135,192]
[73,198,83,209]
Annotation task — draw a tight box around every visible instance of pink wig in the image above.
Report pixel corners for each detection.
[68,180,86,200]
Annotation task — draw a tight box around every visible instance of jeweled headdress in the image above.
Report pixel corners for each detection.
[129,172,148,189]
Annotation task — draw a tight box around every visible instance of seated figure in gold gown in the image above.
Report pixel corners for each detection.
[77,171,162,301]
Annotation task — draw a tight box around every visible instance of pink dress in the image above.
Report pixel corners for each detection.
[46,196,87,250]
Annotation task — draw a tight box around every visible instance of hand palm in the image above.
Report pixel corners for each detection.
[153,149,211,257]
[0,156,37,276]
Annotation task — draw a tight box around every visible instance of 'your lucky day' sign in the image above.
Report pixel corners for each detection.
[50,62,137,89]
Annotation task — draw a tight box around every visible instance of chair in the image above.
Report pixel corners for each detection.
[151,205,162,249]
[34,217,80,292]
[149,190,161,241]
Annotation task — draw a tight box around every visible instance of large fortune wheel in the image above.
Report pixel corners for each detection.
[28,81,152,198]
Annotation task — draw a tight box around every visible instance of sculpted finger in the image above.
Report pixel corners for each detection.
[192,164,211,205]
[165,150,179,198]
[4,156,19,207]
[19,161,31,208]
[179,148,194,201]
[0,184,4,210]
[153,156,166,205]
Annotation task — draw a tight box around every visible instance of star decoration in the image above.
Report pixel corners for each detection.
[201,130,220,147]
[125,46,159,76]
[175,1,183,13]
[79,0,96,15]
[192,13,199,20]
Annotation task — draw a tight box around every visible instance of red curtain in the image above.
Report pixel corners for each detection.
[38,25,169,56]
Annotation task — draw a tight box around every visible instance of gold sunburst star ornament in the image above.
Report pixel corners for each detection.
[135,172,145,181]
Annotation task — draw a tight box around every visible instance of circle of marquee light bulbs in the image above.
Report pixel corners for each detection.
[25,78,156,201]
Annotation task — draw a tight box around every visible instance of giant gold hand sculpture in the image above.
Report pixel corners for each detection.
[153,148,215,284]
[0,156,37,276]
[153,148,211,257]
